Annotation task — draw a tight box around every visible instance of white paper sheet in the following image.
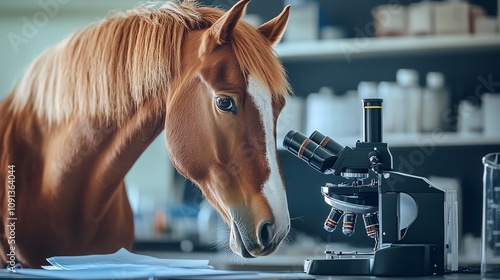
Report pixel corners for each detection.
[44,248,211,270]
[16,266,255,279]
[8,248,313,279]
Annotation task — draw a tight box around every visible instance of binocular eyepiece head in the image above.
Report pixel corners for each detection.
[283,130,344,174]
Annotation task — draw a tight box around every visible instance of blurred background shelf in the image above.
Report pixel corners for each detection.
[275,35,500,61]
[381,132,500,147]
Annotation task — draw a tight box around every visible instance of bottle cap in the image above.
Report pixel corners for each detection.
[358,81,378,98]
[426,72,445,89]
[378,81,397,96]
[396,69,419,87]
[318,86,334,96]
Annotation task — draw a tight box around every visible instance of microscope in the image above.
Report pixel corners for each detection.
[283,99,449,276]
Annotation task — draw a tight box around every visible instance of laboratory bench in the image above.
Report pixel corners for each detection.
[0,269,487,280]
[310,275,484,280]
[321,275,483,280]
[136,250,486,279]
[0,247,487,280]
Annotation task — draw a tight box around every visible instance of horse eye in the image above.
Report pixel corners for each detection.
[215,96,237,114]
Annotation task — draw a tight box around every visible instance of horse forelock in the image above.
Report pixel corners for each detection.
[230,24,291,103]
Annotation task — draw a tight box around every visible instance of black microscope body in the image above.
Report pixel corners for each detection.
[283,99,445,276]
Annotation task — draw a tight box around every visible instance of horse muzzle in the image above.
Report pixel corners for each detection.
[230,218,289,258]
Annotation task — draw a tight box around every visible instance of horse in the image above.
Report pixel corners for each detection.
[0,0,292,268]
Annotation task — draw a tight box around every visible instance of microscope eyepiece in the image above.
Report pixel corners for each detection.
[309,131,344,156]
[283,130,338,174]
[362,98,383,143]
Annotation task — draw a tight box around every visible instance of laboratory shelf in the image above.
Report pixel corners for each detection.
[274,35,500,62]
[377,132,500,147]
[278,132,500,150]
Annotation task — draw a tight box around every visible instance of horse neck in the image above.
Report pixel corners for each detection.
[2,96,166,215]
[60,32,207,191]
[56,99,166,201]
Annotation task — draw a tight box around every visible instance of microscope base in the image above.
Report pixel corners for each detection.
[304,257,372,276]
[304,244,441,276]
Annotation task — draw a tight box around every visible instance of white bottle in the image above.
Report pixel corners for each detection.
[372,4,407,37]
[277,96,305,145]
[305,87,336,137]
[305,87,358,138]
[422,72,450,132]
[358,81,378,99]
[344,90,361,137]
[457,100,483,134]
[434,0,471,35]
[482,93,500,137]
[396,69,422,133]
[378,82,399,134]
[283,0,320,41]
[408,1,435,35]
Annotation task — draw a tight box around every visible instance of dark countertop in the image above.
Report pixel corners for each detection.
[0,270,485,280]
[0,244,484,279]
[314,274,482,280]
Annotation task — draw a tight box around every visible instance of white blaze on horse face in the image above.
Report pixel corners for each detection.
[247,76,290,239]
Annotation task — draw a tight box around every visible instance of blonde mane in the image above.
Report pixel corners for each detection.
[10,1,290,125]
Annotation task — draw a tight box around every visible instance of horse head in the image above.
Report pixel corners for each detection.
[165,0,291,258]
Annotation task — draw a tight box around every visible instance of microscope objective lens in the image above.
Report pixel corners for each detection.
[324,207,343,232]
[363,212,379,238]
[342,213,357,236]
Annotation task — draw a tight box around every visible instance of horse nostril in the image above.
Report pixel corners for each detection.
[258,222,274,247]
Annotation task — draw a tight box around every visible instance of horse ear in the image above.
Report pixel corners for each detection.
[199,0,250,57]
[258,5,290,46]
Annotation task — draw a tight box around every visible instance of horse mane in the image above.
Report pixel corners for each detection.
[10,1,290,125]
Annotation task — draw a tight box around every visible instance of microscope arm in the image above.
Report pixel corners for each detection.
[330,142,393,177]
